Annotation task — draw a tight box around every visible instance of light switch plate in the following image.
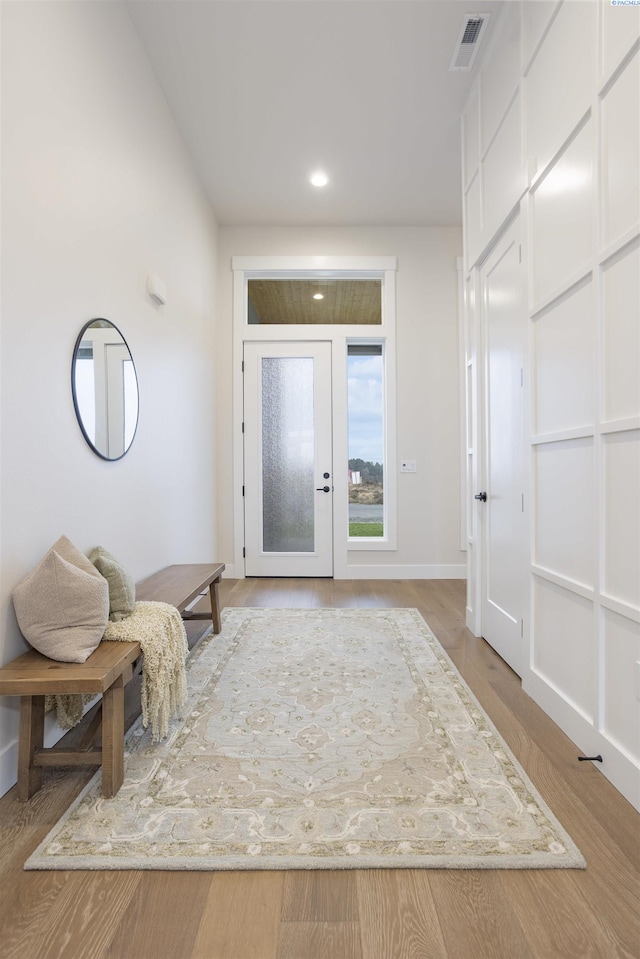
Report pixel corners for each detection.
[400,460,416,473]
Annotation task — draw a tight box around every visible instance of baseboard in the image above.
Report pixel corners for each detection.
[0,739,18,799]
[524,669,640,813]
[223,563,466,581]
[466,606,481,636]
[342,564,467,580]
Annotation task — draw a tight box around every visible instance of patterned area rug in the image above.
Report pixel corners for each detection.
[26,608,585,870]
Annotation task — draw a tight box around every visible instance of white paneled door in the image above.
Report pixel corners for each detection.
[479,218,526,676]
[243,341,333,576]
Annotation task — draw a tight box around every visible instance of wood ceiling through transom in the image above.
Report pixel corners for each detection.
[248,280,382,325]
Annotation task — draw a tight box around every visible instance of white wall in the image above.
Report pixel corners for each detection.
[463,0,640,809]
[216,226,465,579]
[0,2,219,796]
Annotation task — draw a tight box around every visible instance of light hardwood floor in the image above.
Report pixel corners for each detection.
[1,579,638,959]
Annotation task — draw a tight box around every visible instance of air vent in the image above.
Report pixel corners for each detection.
[449,13,490,72]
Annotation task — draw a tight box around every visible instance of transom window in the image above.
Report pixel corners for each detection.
[248,279,382,325]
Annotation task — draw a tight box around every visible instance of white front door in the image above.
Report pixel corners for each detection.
[479,218,526,675]
[243,341,333,576]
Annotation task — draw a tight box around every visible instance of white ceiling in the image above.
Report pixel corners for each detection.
[127,1,504,227]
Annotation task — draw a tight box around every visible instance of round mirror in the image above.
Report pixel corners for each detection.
[71,319,139,461]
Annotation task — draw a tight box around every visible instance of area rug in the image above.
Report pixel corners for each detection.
[25,607,585,871]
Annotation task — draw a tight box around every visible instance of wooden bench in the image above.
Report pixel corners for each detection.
[0,562,225,801]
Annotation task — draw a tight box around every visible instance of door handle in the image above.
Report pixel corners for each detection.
[474,491,487,502]
[316,486,331,492]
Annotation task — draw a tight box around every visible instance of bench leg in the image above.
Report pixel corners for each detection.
[209,576,222,634]
[18,695,44,801]
[76,701,103,751]
[101,677,125,798]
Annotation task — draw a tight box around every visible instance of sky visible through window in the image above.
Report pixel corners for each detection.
[347,350,383,463]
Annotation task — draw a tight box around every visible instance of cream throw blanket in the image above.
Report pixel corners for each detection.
[47,601,188,742]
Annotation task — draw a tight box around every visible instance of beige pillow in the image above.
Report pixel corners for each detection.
[12,535,109,663]
[90,547,135,622]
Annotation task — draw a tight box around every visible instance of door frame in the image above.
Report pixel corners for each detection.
[231,256,397,579]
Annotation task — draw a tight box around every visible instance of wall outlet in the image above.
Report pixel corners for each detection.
[400,460,416,473]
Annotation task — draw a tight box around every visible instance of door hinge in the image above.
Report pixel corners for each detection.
[521,619,524,637]
[520,367,524,387]
[243,547,246,558]
[241,360,244,372]
[242,422,245,433]
[242,485,245,496]
[518,244,522,263]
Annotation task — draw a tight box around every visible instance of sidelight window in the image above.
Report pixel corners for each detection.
[348,344,385,540]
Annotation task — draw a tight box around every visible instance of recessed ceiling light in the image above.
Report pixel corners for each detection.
[310,171,329,187]
[313,293,324,300]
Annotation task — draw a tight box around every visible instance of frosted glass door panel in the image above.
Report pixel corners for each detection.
[244,341,333,576]
[262,357,314,553]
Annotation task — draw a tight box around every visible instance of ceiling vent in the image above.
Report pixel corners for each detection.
[449,14,490,72]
